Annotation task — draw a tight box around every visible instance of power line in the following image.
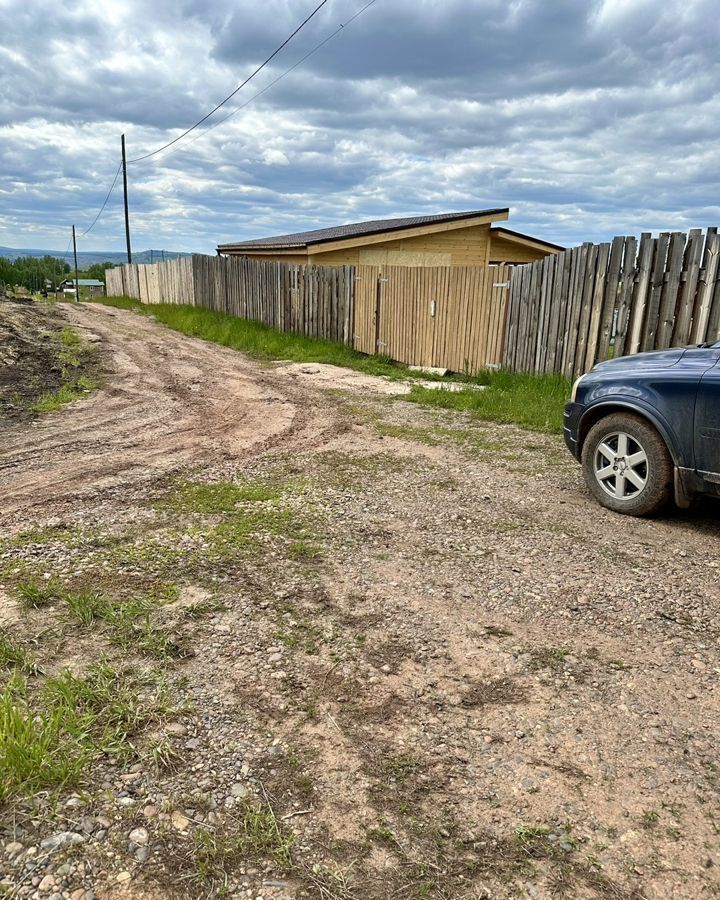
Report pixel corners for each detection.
[80,162,123,237]
[69,0,379,239]
[129,0,331,163]
[165,0,380,160]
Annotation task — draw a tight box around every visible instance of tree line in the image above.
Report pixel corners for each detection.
[0,256,115,292]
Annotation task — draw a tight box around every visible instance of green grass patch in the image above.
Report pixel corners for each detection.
[18,581,188,660]
[0,631,36,673]
[15,578,66,610]
[31,375,97,413]
[0,662,173,800]
[160,479,284,514]
[404,371,570,434]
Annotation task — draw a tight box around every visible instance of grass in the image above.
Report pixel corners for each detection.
[31,325,98,413]
[404,370,570,434]
[17,581,188,660]
[0,662,172,800]
[160,479,285,514]
[0,631,36,673]
[15,578,65,610]
[95,297,568,433]
[191,802,295,887]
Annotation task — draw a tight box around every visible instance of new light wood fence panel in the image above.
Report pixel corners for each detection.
[504,227,720,379]
[354,263,510,371]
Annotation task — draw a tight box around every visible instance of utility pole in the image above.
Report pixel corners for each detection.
[121,134,132,263]
[72,225,80,302]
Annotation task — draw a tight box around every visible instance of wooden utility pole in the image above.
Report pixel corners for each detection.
[121,134,132,263]
[72,225,80,302]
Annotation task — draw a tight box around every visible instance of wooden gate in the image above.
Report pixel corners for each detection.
[353,264,510,372]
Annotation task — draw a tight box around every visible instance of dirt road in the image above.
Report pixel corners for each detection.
[1,302,719,900]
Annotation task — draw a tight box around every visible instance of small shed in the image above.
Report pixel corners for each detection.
[59,279,105,298]
[217,209,562,268]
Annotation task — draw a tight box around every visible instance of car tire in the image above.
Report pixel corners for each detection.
[581,413,673,517]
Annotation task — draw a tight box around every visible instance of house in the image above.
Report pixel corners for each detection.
[59,279,105,298]
[217,208,562,268]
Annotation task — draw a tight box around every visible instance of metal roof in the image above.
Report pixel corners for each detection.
[217,208,509,252]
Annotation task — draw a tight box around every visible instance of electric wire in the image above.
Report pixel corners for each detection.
[165,0,379,159]
[128,0,331,163]
[67,0,378,239]
[80,161,123,237]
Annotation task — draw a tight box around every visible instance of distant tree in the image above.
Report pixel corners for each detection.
[0,255,70,291]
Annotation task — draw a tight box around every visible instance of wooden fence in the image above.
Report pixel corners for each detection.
[105,257,195,306]
[504,228,720,379]
[105,255,355,344]
[354,264,510,370]
[106,256,511,372]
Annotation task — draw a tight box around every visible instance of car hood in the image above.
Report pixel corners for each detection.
[592,348,687,373]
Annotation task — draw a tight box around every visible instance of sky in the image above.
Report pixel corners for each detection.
[1,0,719,254]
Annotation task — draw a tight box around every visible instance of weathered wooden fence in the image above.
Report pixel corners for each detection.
[106,255,355,344]
[504,228,720,379]
[354,264,510,370]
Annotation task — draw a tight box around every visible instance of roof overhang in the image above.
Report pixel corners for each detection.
[490,227,564,253]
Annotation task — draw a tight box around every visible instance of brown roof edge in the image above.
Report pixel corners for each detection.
[491,226,565,252]
[217,208,509,252]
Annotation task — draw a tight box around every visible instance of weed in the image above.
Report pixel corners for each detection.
[15,578,64,610]
[526,647,567,672]
[0,632,36,673]
[381,754,423,785]
[274,620,325,655]
[144,735,180,772]
[289,539,322,560]
[0,662,173,799]
[183,597,227,619]
[191,801,295,887]
[41,584,189,660]
[514,825,560,858]
[369,821,403,851]
[160,479,284,514]
[303,862,355,900]
[641,810,659,829]
[64,589,113,624]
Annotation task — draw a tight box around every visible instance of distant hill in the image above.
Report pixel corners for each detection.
[0,246,193,268]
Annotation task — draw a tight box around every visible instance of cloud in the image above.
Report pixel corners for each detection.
[0,0,719,252]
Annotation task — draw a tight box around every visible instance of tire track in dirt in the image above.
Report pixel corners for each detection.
[0,303,341,524]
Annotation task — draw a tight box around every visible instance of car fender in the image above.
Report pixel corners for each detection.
[578,398,683,465]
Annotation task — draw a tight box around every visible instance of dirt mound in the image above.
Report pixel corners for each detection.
[0,299,64,422]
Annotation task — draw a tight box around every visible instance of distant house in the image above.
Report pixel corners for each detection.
[59,278,105,298]
[217,208,562,268]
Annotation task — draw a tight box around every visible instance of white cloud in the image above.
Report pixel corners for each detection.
[0,0,719,252]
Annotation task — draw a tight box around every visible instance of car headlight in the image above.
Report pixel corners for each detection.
[570,375,585,402]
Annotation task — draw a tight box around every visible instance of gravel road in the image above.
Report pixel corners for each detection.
[1,302,718,900]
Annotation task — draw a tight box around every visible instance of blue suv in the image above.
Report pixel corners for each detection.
[564,343,720,515]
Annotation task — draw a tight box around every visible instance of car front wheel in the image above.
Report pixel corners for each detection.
[581,413,673,516]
